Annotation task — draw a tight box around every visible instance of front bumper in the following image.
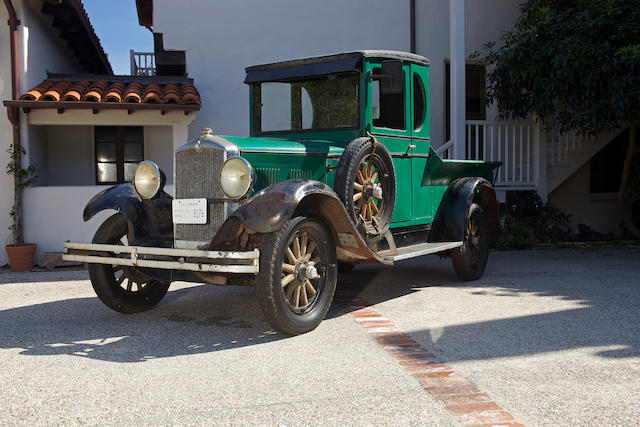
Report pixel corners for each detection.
[62,242,259,274]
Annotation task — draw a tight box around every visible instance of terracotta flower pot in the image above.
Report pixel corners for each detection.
[5,243,37,272]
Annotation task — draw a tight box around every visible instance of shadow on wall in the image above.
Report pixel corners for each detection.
[0,248,637,363]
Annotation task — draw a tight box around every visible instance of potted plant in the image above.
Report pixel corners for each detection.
[5,142,38,271]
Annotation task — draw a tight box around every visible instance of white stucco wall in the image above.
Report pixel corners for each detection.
[23,184,175,256]
[42,126,94,186]
[153,0,521,145]
[549,162,624,236]
[19,0,83,90]
[153,0,411,138]
[0,0,84,264]
[0,5,14,254]
[415,0,521,148]
[20,109,193,260]
[144,125,174,184]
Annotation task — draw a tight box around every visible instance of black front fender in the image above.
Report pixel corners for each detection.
[83,183,173,246]
[429,177,499,242]
[212,180,391,265]
[232,180,336,234]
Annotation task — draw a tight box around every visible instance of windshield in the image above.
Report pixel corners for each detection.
[252,73,359,134]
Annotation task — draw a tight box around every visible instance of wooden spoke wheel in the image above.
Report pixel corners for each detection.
[353,156,384,224]
[335,137,396,245]
[87,213,170,313]
[452,203,490,281]
[280,230,323,313]
[257,216,337,335]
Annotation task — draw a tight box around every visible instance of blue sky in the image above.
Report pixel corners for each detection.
[83,0,153,75]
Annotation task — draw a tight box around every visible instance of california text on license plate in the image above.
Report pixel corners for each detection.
[172,198,207,224]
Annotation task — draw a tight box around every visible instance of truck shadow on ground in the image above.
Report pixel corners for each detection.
[334,248,640,360]
[0,285,287,363]
[0,248,637,363]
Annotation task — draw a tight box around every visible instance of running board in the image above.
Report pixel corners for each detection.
[377,241,463,261]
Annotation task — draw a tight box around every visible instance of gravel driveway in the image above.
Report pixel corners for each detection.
[0,247,638,425]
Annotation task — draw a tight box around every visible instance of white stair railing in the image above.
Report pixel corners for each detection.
[435,139,455,159]
[465,120,538,188]
[547,128,584,166]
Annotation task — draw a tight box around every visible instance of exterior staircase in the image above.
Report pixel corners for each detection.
[436,120,624,202]
[546,128,623,193]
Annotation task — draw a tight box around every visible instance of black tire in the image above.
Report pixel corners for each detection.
[88,213,170,313]
[452,203,490,281]
[335,137,396,245]
[257,216,338,335]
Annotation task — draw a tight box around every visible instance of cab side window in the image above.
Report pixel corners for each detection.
[372,67,405,130]
[413,73,426,131]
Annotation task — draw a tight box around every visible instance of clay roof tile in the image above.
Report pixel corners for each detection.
[104,82,126,102]
[123,82,143,103]
[42,81,72,101]
[15,77,201,109]
[141,83,162,103]
[62,81,90,101]
[19,80,55,101]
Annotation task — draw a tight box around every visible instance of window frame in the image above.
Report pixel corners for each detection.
[445,60,487,140]
[370,63,409,134]
[251,72,361,136]
[94,126,144,185]
[413,71,426,132]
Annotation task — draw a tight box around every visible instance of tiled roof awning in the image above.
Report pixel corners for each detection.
[5,74,201,112]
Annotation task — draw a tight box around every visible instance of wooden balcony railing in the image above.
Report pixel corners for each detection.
[130,50,156,76]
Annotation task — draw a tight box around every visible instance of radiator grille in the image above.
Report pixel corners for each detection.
[174,146,226,246]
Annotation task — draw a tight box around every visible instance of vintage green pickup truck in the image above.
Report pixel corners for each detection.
[63,50,500,335]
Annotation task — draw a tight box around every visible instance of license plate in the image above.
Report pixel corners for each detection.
[172,198,208,224]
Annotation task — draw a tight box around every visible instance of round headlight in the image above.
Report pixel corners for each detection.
[134,161,162,199]
[220,157,253,199]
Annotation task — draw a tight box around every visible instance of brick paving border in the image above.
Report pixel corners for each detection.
[336,297,526,427]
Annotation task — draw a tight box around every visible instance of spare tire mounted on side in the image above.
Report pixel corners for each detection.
[334,136,396,245]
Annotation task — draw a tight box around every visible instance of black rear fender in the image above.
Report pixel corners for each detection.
[429,177,499,242]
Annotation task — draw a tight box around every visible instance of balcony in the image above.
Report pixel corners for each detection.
[130,50,156,76]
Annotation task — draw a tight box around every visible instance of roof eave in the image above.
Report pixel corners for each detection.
[3,100,200,112]
[66,0,113,74]
[135,0,153,27]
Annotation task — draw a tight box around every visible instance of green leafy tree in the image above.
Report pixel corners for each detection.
[478,0,640,237]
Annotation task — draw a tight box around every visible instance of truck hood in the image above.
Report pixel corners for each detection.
[222,136,345,157]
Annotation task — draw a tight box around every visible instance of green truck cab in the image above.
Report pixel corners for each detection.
[64,51,500,335]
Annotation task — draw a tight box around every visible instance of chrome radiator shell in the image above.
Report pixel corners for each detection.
[173,132,240,249]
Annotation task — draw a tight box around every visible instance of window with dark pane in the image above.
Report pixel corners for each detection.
[445,62,487,140]
[95,126,144,184]
[372,66,406,130]
[413,73,426,130]
[590,128,629,193]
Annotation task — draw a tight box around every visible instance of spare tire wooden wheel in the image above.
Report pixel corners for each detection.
[257,216,338,335]
[335,137,396,244]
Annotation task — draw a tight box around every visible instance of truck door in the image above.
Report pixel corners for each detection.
[369,61,413,224]
[410,64,432,224]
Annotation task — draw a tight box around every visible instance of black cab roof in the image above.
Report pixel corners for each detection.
[244,50,430,84]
